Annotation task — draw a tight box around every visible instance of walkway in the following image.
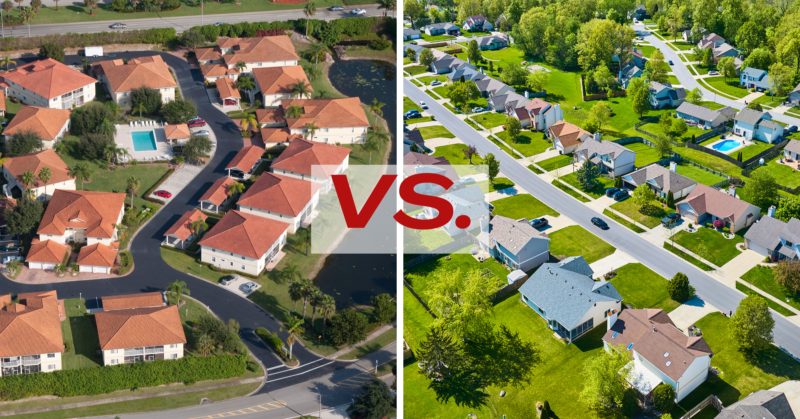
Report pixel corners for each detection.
[327,323,396,359]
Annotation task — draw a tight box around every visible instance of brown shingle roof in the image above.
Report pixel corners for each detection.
[2,58,97,100]
[165,209,208,241]
[0,90,6,111]
[102,292,164,311]
[3,149,74,188]
[238,173,320,216]
[216,77,240,99]
[37,190,126,239]
[3,106,71,141]
[199,177,237,206]
[271,138,351,178]
[0,290,63,357]
[199,210,288,259]
[163,124,191,140]
[26,239,68,264]
[280,98,369,129]
[548,120,592,148]
[683,184,757,223]
[95,305,186,350]
[252,65,312,96]
[524,98,552,115]
[218,36,300,65]
[76,242,117,268]
[226,145,264,172]
[93,56,177,93]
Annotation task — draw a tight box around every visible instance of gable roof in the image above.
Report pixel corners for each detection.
[164,209,208,241]
[603,309,712,382]
[786,139,800,156]
[403,28,421,36]
[404,130,424,146]
[271,137,351,178]
[216,77,240,99]
[676,102,722,122]
[576,138,631,162]
[623,164,697,194]
[480,215,548,256]
[402,151,460,183]
[26,239,68,264]
[238,172,320,216]
[490,92,529,110]
[252,65,312,96]
[424,22,457,31]
[741,67,769,80]
[0,290,63,357]
[477,35,506,47]
[464,15,488,26]
[37,190,127,239]
[280,98,369,129]
[2,149,73,188]
[713,43,737,57]
[226,145,264,172]
[524,98,552,115]
[163,124,191,140]
[256,108,285,124]
[474,77,510,95]
[199,177,236,206]
[3,106,71,140]
[744,215,789,251]
[92,56,177,93]
[1,58,97,100]
[95,305,186,350]
[681,184,758,223]
[198,210,289,259]
[735,107,769,125]
[261,128,303,144]
[102,292,164,311]
[199,64,240,78]
[216,36,300,65]
[548,120,592,148]
[76,242,118,268]
[716,389,796,419]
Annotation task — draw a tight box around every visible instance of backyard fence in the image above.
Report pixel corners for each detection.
[403,279,437,320]
[680,394,723,419]
[579,74,627,101]
[612,136,680,166]
[741,138,789,170]
[694,124,729,143]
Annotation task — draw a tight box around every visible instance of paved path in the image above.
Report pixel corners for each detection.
[589,250,637,277]
[719,249,764,288]
[668,297,720,333]
[327,324,396,359]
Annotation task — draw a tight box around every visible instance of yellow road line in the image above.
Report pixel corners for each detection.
[188,400,287,419]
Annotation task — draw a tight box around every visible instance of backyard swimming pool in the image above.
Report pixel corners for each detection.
[131,131,157,152]
[712,139,742,152]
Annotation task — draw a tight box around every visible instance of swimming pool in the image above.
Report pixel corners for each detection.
[712,139,742,152]
[131,131,157,152]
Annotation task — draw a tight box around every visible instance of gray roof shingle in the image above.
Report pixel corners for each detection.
[785,139,800,155]
[576,138,631,162]
[744,216,787,251]
[676,102,722,122]
[716,390,796,419]
[735,108,766,125]
[481,215,548,256]
[623,164,697,194]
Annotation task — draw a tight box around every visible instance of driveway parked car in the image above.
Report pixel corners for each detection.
[351,8,366,14]
[529,218,549,228]
[154,190,172,198]
[430,80,441,86]
[329,5,343,10]
[188,120,206,127]
[592,217,609,229]
[419,101,428,109]
[404,110,422,120]
[605,187,620,197]
[787,125,798,133]
[196,130,211,136]
[472,107,484,113]
[224,99,237,106]
[220,274,239,285]
[241,282,259,293]
[612,190,629,201]
[2,255,22,264]
[709,70,719,75]
[661,213,682,227]
[229,170,245,179]
[110,23,126,29]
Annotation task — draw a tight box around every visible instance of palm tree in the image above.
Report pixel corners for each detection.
[116,148,131,166]
[0,153,9,170]
[369,98,385,129]
[303,2,316,37]
[112,223,128,243]
[280,317,304,360]
[309,288,323,325]
[282,263,301,286]
[132,102,147,118]
[104,143,124,165]
[288,281,303,312]
[305,42,326,65]
[240,113,258,134]
[1,56,16,71]
[377,0,395,16]
[235,61,247,73]
[320,295,336,339]
[166,280,190,306]
[20,6,35,37]
[227,181,245,197]
[126,175,140,209]
[190,216,208,236]
[97,118,116,137]
[37,167,51,200]
[365,126,390,165]
[290,79,311,99]
[104,101,122,117]
[304,121,318,141]
[21,170,35,197]
[285,104,303,119]
[196,333,214,356]
[236,76,254,95]
[298,278,314,319]
[69,163,93,190]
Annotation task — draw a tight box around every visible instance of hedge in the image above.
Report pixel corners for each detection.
[117,251,133,275]
[255,328,289,361]
[0,28,176,52]
[189,17,395,42]
[0,354,247,401]
[142,168,175,205]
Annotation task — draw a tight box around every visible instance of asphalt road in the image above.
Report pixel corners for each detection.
[0,5,385,37]
[404,78,800,357]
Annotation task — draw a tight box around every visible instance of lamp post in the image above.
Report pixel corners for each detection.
[313,386,321,419]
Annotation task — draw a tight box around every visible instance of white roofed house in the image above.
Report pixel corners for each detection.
[423,185,489,237]
[477,215,550,272]
[622,162,698,200]
[574,138,637,177]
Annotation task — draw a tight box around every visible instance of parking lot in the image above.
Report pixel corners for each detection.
[218,275,261,298]
[147,126,216,204]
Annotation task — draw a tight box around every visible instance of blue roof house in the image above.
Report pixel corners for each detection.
[740,67,774,92]
[618,61,643,89]
[517,256,623,343]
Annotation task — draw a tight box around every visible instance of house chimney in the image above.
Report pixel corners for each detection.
[670,161,677,172]
[729,185,736,197]
[768,205,776,218]
[607,312,618,331]
[479,215,490,234]
[594,132,601,142]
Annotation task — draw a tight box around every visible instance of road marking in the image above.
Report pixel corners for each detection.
[266,365,285,371]
[268,357,327,376]
[188,400,287,418]
[333,371,373,388]
[264,360,335,383]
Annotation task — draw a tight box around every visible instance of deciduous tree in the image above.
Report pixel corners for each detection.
[580,347,633,411]
[419,48,435,69]
[668,272,695,302]
[627,77,651,118]
[686,87,703,104]
[505,116,522,141]
[731,294,774,353]
[329,308,369,346]
[654,133,673,157]
[590,101,612,128]
[348,376,395,419]
[486,153,500,185]
[467,39,482,64]
[775,197,800,222]
[768,62,793,95]
[744,169,777,209]
[526,70,549,92]
[775,260,800,294]
[424,268,495,339]
[633,183,655,209]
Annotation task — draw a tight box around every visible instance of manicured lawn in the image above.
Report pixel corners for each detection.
[552,179,591,202]
[609,199,675,229]
[698,134,724,146]
[703,77,750,98]
[671,227,745,267]
[404,57,412,65]
[560,172,615,199]
[739,141,775,161]
[667,75,681,85]
[414,227,455,250]
[472,112,507,129]
[663,242,714,270]
[418,125,455,139]
[61,298,102,370]
[432,144,484,165]
[639,122,706,142]
[698,101,731,111]
[403,97,423,113]
[337,327,397,360]
[624,142,664,167]
[489,177,516,191]
[487,135,518,157]
[404,251,509,300]
[603,209,646,233]
[410,78,422,86]
[537,154,573,171]
[491,194,560,220]
[495,130,551,157]
[694,65,713,75]
[420,33,456,42]
[464,118,480,129]
[637,45,656,57]
[548,225,616,264]
[751,94,787,108]
[406,116,433,124]
[406,65,429,76]
[417,75,448,85]
[741,265,800,312]
[673,162,726,186]
[671,41,696,50]
[735,282,795,316]
[749,154,800,189]
[432,85,450,99]
[609,264,681,312]
[677,146,744,177]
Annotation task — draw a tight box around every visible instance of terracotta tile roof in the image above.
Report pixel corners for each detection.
[603,309,712,382]
[0,197,16,226]
[260,128,303,144]
[76,242,118,268]
[165,209,208,241]
[217,36,300,65]
[26,239,68,264]
[271,138,351,178]
[0,290,63,357]
[226,145,264,171]
[93,56,177,93]
[682,184,757,223]
[195,48,222,62]
[200,64,239,78]
[199,210,289,259]
[95,305,186,350]
[37,190,126,239]
[3,149,74,188]
[256,108,285,124]
[102,292,164,311]
[238,173,321,216]
[3,106,71,141]
[199,177,237,206]
[163,124,191,140]
[1,58,97,100]
[216,77,240,99]
[548,120,592,148]
[280,98,369,129]
[0,90,6,111]
[252,65,312,95]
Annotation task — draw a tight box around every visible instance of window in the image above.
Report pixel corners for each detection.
[212,257,216,262]
[787,241,794,247]
[169,344,178,349]
[111,359,118,365]
[170,354,178,359]
[110,349,118,354]
[241,265,245,269]
[230,262,233,266]
[48,364,56,370]
[241,256,245,260]
[47,353,55,358]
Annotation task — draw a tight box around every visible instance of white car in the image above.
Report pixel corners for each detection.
[196,130,211,136]
[472,106,484,113]
[241,282,259,293]
[708,70,719,75]
[351,8,366,15]
[419,100,428,109]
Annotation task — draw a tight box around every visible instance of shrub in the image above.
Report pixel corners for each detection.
[78,133,113,160]
[70,102,117,136]
[705,222,712,228]
[39,42,65,62]
[117,251,133,275]
[653,383,676,411]
[179,29,205,49]
[713,219,724,229]
[369,36,392,51]
[723,227,730,233]
[668,272,695,302]
[5,129,43,156]
[688,223,693,229]
[255,328,289,361]
[765,256,771,263]
[621,388,639,416]
[161,98,197,124]
[63,341,72,353]
[131,86,163,115]
[329,308,369,346]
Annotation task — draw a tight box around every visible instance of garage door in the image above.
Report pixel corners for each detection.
[93,266,109,274]
[29,262,42,270]
[42,263,56,270]
[79,265,92,272]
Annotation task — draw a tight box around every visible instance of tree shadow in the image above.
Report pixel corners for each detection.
[427,371,490,409]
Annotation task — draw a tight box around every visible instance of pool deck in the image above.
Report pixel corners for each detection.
[705,135,748,155]
[115,122,174,162]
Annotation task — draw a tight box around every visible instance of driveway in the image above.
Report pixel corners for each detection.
[148,162,205,204]
[668,296,720,333]
[719,249,765,287]
[589,250,638,277]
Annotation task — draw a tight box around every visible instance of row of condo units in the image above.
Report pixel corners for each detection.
[162,138,352,276]
[0,290,185,377]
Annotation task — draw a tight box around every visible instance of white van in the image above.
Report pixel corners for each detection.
[85,46,103,57]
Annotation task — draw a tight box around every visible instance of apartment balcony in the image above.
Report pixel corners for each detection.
[21,356,40,366]
[124,348,144,356]
[145,347,164,354]
[1,359,20,367]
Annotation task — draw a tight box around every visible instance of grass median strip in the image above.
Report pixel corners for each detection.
[741,265,800,312]
[552,179,590,202]
[663,242,714,271]
[487,135,518,157]
[735,282,795,316]
[603,209,646,233]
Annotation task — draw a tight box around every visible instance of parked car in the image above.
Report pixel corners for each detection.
[241,282,259,293]
[188,119,206,127]
[2,255,22,264]
[668,60,674,65]
[230,170,245,179]
[224,99,237,106]
[154,190,172,198]
[472,107,484,113]
[404,110,422,120]
[661,213,682,227]
[419,100,428,109]
[351,8,366,14]
[605,187,620,197]
[787,125,798,133]
[612,190,629,201]
[430,80,441,86]
[110,23,126,29]
[189,116,202,122]
[220,274,239,285]
[529,218,549,228]
[709,70,719,76]
[213,22,225,26]
[196,130,211,136]
[459,177,476,185]
[329,5,344,10]
[636,36,644,40]
[592,217,609,229]
[408,41,418,45]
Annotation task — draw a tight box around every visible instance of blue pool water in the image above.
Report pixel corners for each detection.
[131,131,157,151]
[712,139,742,152]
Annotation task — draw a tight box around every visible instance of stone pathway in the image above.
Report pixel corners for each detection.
[668,296,720,333]
[589,250,638,278]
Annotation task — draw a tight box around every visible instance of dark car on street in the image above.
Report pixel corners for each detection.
[592,217,609,229]
[661,213,682,227]
[529,218,549,229]
[605,187,620,197]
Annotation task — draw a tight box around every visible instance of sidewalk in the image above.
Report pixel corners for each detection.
[327,323,396,360]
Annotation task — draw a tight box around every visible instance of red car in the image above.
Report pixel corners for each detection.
[224,99,237,106]
[154,190,172,198]
[188,119,206,127]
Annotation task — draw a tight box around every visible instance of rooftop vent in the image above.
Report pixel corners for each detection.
[666,361,671,366]
[664,352,669,357]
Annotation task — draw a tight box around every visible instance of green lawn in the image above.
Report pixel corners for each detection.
[404,57,412,65]
[337,327,397,360]
[417,126,455,139]
[537,154,573,171]
[677,146,744,177]
[703,77,750,99]
[624,142,665,167]
[560,172,615,199]
[403,97,423,113]
[406,65,429,76]
[471,112,507,129]
[404,251,509,300]
[432,85,450,99]
[673,162,726,186]
[639,122,706,142]
[636,45,656,57]
[739,141,775,161]
[603,209,646,233]
[464,117,480,129]
[609,199,675,229]
[415,227,455,250]
[494,130,551,157]
[406,116,433,124]
[671,227,745,267]
[609,264,681,312]
[749,154,800,189]
[488,177,516,192]
[491,194,560,220]
[552,179,591,202]
[61,298,102,370]
[671,41,696,50]
[548,225,616,264]
[664,242,715,271]
[420,33,456,42]
[488,135,519,157]
[432,144,484,165]
[741,265,800,312]
[417,75,448,85]
[735,282,795,316]
[751,94,788,108]
[698,134,724,146]
[410,78,422,87]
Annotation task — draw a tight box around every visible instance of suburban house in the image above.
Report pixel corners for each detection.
[424,185,489,237]
[447,66,486,83]
[477,215,550,272]
[740,67,774,91]
[713,43,739,61]
[163,209,208,249]
[2,106,71,149]
[277,98,369,144]
[603,309,713,402]
[195,36,300,79]
[698,33,726,50]
[216,78,241,107]
[518,256,622,343]
[489,91,529,113]
[403,151,460,195]
[477,35,507,50]
[403,28,421,40]
[102,292,164,311]
[431,55,470,74]
[744,214,800,261]
[270,137,351,195]
[92,56,178,107]
[715,381,800,418]
[619,61,643,89]
[632,5,648,20]
[225,145,264,179]
[548,120,594,155]
[649,82,686,109]
[95,298,185,366]
[403,43,426,59]
[790,82,800,103]
[26,239,69,270]
[252,66,312,107]
[515,98,563,131]
[76,242,120,274]
[237,173,321,234]
[677,183,761,233]
[1,149,75,201]
[785,139,800,160]
[462,15,493,32]
[475,77,514,97]
[256,107,289,128]
[198,177,237,213]
[163,124,191,144]
[422,22,459,36]
[37,189,127,246]
[574,138,637,177]
[622,162,698,199]
[199,210,289,275]
[733,108,785,143]
[198,64,239,83]
[403,130,428,154]
[675,102,729,128]
[1,58,97,109]
[0,291,64,376]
